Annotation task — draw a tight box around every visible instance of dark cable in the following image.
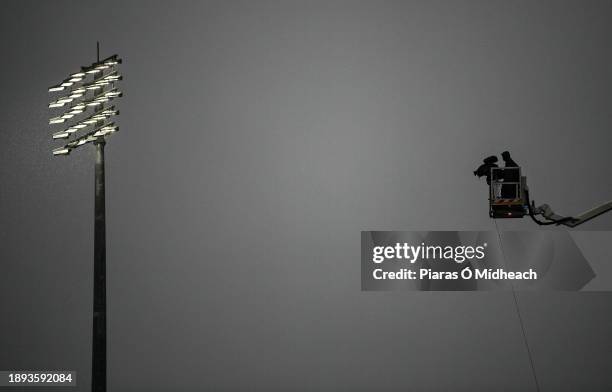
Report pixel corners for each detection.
[524,188,573,226]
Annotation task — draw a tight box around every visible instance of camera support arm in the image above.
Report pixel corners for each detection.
[531,200,612,227]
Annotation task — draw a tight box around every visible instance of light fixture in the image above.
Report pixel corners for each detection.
[52,147,71,156]
[48,54,122,92]
[52,131,70,139]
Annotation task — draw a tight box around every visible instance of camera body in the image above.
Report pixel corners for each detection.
[473,155,498,184]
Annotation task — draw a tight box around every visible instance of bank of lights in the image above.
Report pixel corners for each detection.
[49,55,122,156]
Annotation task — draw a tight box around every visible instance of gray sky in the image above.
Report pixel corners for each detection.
[1,1,612,390]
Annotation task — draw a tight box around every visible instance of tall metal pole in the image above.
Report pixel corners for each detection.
[49,42,120,392]
[92,138,106,392]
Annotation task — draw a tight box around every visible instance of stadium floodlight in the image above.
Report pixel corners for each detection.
[52,147,71,156]
[53,107,119,139]
[52,131,70,139]
[48,42,122,392]
[48,53,122,92]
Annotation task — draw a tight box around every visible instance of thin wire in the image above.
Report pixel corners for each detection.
[494,219,541,392]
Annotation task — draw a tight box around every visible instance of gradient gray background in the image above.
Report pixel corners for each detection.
[1,1,612,391]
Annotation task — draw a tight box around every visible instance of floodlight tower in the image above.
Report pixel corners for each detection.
[48,43,122,392]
